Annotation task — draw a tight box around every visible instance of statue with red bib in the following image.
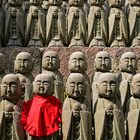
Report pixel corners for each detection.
[21,74,62,140]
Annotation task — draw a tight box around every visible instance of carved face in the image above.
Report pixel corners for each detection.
[14,52,33,74]
[52,7,59,17]
[119,52,137,73]
[42,51,60,71]
[1,74,20,99]
[33,74,54,95]
[74,8,79,17]
[91,0,105,6]
[131,74,140,97]
[11,8,17,17]
[66,73,86,99]
[94,51,111,72]
[32,8,39,18]
[97,73,117,98]
[69,52,87,73]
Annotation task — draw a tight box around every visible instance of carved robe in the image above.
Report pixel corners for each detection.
[117,72,133,113]
[94,98,125,140]
[26,6,45,47]
[68,7,86,47]
[62,97,92,140]
[46,6,66,47]
[5,7,25,47]
[0,98,25,140]
[87,6,108,47]
[108,7,128,47]
[128,5,140,47]
[126,97,140,140]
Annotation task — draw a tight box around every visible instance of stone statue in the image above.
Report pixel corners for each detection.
[67,0,86,47]
[68,51,91,102]
[108,0,128,47]
[126,73,140,140]
[0,0,4,47]
[0,74,25,140]
[87,0,108,47]
[42,51,64,101]
[94,73,125,140]
[46,5,66,47]
[14,52,34,101]
[26,4,45,47]
[128,0,140,47]
[117,51,137,113]
[21,74,62,140]
[5,0,25,47]
[92,51,111,111]
[62,73,92,140]
[22,0,30,16]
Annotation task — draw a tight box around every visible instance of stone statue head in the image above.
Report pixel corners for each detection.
[94,51,111,72]
[109,0,124,7]
[131,73,140,97]
[49,0,62,6]
[96,73,117,98]
[90,0,105,6]
[52,6,59,17]
[8,0,23,6]
[14,52,33,74]
[129,0,140,6]
[33,74,54,96]
[0,53,5,74]
[30,6,39,17]
[69,0,83,6]
[66,73,86,99]
[22,1,30,12]
[42,0,50,10]
[119,52,137,74]
[69,52,87,73]
[30,0,43,5]
[1,74,20,100]
[42,51,60,71]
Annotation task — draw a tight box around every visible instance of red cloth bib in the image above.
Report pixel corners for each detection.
[21,95,62,137]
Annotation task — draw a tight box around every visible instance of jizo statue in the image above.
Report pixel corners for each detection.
[21,74,62,140]
[108,0,128,47]
[67,2,86,47]
[92,51,111,111]
[62,73,92,140]
[14,52,34,101]
[126,73,140,140]
[5,0,25,47]
[0,74,25,140]
[46,5,66,47]
[94,73,125,140]
[128,0,140,47]
[26,5,45,47]
[68,51,91,102]
[87,0,108,47]
[118,52,137,113]
[42,51,64,101]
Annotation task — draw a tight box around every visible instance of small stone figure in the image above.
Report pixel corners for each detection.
[68,51,91,102]
[94,73,125,140]
[0,74,25,140]
[108,0,128,47]
[26,3,45,47]
[42,0,50,14]
[21,74,62,140]
[42,51,64,101]
[128,0,140,47]
[46,5,66,47]
[87,0,108,47]
[14,52,34,101]
[126,73,140,140]
[92,51,111,111]
[118,52,137,113]
[67,0,86,47]
[5,0,25,47]
[62,73,92,140]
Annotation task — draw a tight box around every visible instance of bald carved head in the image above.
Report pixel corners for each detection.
[69,52,87,73]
